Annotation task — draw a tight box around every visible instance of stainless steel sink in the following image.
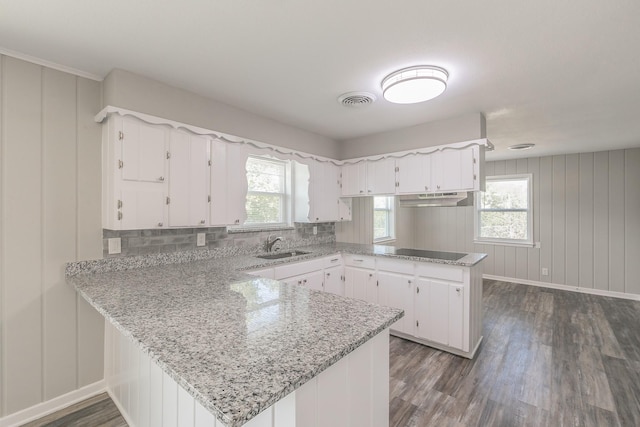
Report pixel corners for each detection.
[256,250,310,260]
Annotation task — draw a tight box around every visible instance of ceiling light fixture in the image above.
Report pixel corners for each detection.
[382,66,448,104]
[508,143,535,150]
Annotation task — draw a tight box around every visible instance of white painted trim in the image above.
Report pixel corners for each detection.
[0,47,104,81]
[0,380,106,427]
[484,274,640,301]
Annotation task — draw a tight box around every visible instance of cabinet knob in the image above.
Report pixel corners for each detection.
[200,220,205,224]
[297,280,302,285]
[367,189,372,193]
[369,273,373,277]
[158,176,165,182]
[359,190,364,193]
[456,287,461,294]
[157,222,163,227]
[327,273,330,277]
[303,279,308,284]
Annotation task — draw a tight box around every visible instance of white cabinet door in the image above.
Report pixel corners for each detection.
[121,188,166,230]
[367,158,396,195]
[121,117,168,183]
[431,147,476,192]
[341,162,366,196]
[395,154,431,194]
[338,198,352,221]
[344,266,376,301]
[168,132,210,227]
[415,278,466,350]
[377,271,414,336]
[209,140,248,226]
[324,266,343,296]
[308,161,341,222]
[303,270,325,292]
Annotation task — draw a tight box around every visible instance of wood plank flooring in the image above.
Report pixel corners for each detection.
[21,392,127,427]
[22,280,640,426]
[390,279,640,426]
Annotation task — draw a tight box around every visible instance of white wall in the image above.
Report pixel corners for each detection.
[337,112,486,160]
[0,56,104,417]
[103,69,341,159]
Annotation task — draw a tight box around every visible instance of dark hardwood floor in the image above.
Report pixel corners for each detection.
[390,279,640,427]
[21,392,126,427]
[23,280,640,426]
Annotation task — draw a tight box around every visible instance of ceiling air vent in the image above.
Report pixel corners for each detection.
[338,91,376,108]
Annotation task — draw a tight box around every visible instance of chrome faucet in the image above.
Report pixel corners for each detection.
[266,235,283,252]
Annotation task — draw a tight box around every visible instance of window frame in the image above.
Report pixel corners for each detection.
[474,173,533,247]
[243,155,292,228]
[373,196,396,243]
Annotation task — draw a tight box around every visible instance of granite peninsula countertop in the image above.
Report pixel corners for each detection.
[66,243,485,426]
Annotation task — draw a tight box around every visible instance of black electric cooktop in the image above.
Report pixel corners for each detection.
[394,248,467,261]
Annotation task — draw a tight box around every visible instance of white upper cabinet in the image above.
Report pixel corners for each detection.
[168,131,210,227]
[340,162,367,196]
[295,160,343,223]
[210,140,248,226]
[102,115,169,230]
[121,117,168,183]
[431,146,478,192]
[395,154,432,194]
[396,145,483,194]
[367,158,397,195]
[341,159,396,196]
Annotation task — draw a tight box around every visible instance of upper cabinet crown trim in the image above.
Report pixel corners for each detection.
[95,106,343,165]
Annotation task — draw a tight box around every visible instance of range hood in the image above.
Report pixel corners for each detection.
[398,192,471,207]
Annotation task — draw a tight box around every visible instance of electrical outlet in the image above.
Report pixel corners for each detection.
[541,268,549,276]
[196,233,206,247]
[313,226,317,235]
[108,238,121,254]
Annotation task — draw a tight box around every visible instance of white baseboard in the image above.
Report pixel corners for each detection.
[484,274,640,301]
[105,388,136,427]
[0,380,106,427]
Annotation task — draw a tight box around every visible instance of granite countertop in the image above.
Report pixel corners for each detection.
[66,243,485,426]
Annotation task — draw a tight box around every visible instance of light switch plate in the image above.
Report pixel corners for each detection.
[196,233,206,247]
[108,238,121,254]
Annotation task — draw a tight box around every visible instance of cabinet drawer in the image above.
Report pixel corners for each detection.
[274,258,325,280]
[377,258,414,275]
[344,255,376,269]
[246,268,275,279]
[323,255,343,268]
[416,263,464,282]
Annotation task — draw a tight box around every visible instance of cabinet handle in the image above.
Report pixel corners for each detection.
[117,211,123,220]
[359,190,364,193]
[117,199,123,209]
[330,258,339,262]
[157,222,163,227]
[416,286,420,293]
[118,160,124,169]
[437,185,440,189]
[367,189,372,193]
[200,220,205,224]
[354,259,363,262]
[456,287,461,294]
[235,219,239,224]
[425,186,428,191]
[158,176,165,182]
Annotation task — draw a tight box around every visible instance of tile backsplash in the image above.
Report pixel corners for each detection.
[103,223,335,258]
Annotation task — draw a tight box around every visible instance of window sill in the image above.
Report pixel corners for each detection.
[228,225,294,234]
[473,239,535,248]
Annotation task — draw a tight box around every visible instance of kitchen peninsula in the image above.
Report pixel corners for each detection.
[66,243,485,427]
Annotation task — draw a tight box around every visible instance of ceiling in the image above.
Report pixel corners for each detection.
[1,0,640,160]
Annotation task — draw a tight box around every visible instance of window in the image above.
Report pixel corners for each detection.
[475,174,533,246]
[373,196,395,242]
[245,156,291,226]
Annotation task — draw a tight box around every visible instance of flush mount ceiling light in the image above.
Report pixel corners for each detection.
[382,66,449,104]
[508,143,535,150]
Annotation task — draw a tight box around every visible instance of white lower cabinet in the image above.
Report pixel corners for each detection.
[415,278,466,352]
[377,271,414,336]
[324,265,343,295]
[283,270,324,292]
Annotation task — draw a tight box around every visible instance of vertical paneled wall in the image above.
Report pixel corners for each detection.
[407,149,640,296]
[0,56,105,417]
